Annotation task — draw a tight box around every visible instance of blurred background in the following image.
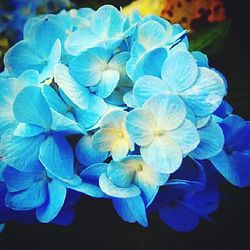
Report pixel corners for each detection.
[0,0,250,249]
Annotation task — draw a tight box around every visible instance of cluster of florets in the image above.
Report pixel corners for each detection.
[0,5,249,232]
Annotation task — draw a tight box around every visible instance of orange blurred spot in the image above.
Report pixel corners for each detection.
[161,0,226,31]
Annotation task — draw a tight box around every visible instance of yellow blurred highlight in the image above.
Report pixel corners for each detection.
[123,0,166,17]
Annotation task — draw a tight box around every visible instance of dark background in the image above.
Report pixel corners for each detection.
[1,0,250,249]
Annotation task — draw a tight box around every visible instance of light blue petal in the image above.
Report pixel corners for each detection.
[91,5,124,38]
[92,128,118,152]
[75,135,108,166]
[182,67,226,116]
[161,51,198,92]
[69,47,111,86]
[3,166,44,192]
[99,173,141,198]
[4,41,45,77]
[137,21,167,49]
[39,135,74,180]
[39,39,61,82]
[101,110,126,129]
[112,196,148,227]
[54,64,90,109]
[140,136,182,174]
[144,94,186,131]
[191,51,209,68]
[29,17,65,58]
[5,179,47,210]
[18,69,39,87]
[0,130,45,172]
[13,86,52,128]
[74,95,107,130]
[95,70,120,98]
[50,109,84,135]
[133,75,169,106]
[69,182,105,198]
[125,108,156,146]
[107,160,135,188]
[123,91,141,108]
[131,47,168,82]
[36,179,66,223]
[65,27,100,56]
[191,119,224,160]
[169,120,200,155]
[42,84,69,114]
[14,123,45,137]
[210,151,250,188]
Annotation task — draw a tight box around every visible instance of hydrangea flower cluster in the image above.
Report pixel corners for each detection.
[0,5,250,232]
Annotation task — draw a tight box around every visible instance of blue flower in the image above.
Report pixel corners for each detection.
[129,50,226,117]
[126,94,199,173]
[92,110,134,161]
[81,155,169,226]
[210,115,250,187]
[4,16,64,81]
[65,5,135,56]
[149,158,220,232]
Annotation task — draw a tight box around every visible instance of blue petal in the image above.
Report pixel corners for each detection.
[161,51,198,92]
[133,75,169,106]
[65,27,100,56]
[169,120,200,155]
[29,17,65,58]
[0,129,45,172]
[36,179,66,223]
[144,94,186,130]
[91,5,124,38]
[131,47,168,82]
[80,163,108,184]
[70,182,105,198]
[125,108,156,146]
[39,39,61,82]
[54,64,90,109]
[140,136,183,174]
[39,135,74,180]
[137,21,167,49]
[50,109,84,135]
[73,94,107,130]
[3,166,45,192]
[181,67,226,116]
[159,201,199,232]
[191,119,224,159]
[74,95,107,130]
[191,51,209,68]
[75,135,108,166]
[219,115,246,145]
[210,151,250,187]
[5,179,47,211]
[69,47,111,86]
[94,70,120,98]
[14,123,45,137]
[99,173,141,198]
[41,84,68,115]
[107,160,135,188]
[112,196,148,227]
[13,86,52,128]
[4,41,45,77]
